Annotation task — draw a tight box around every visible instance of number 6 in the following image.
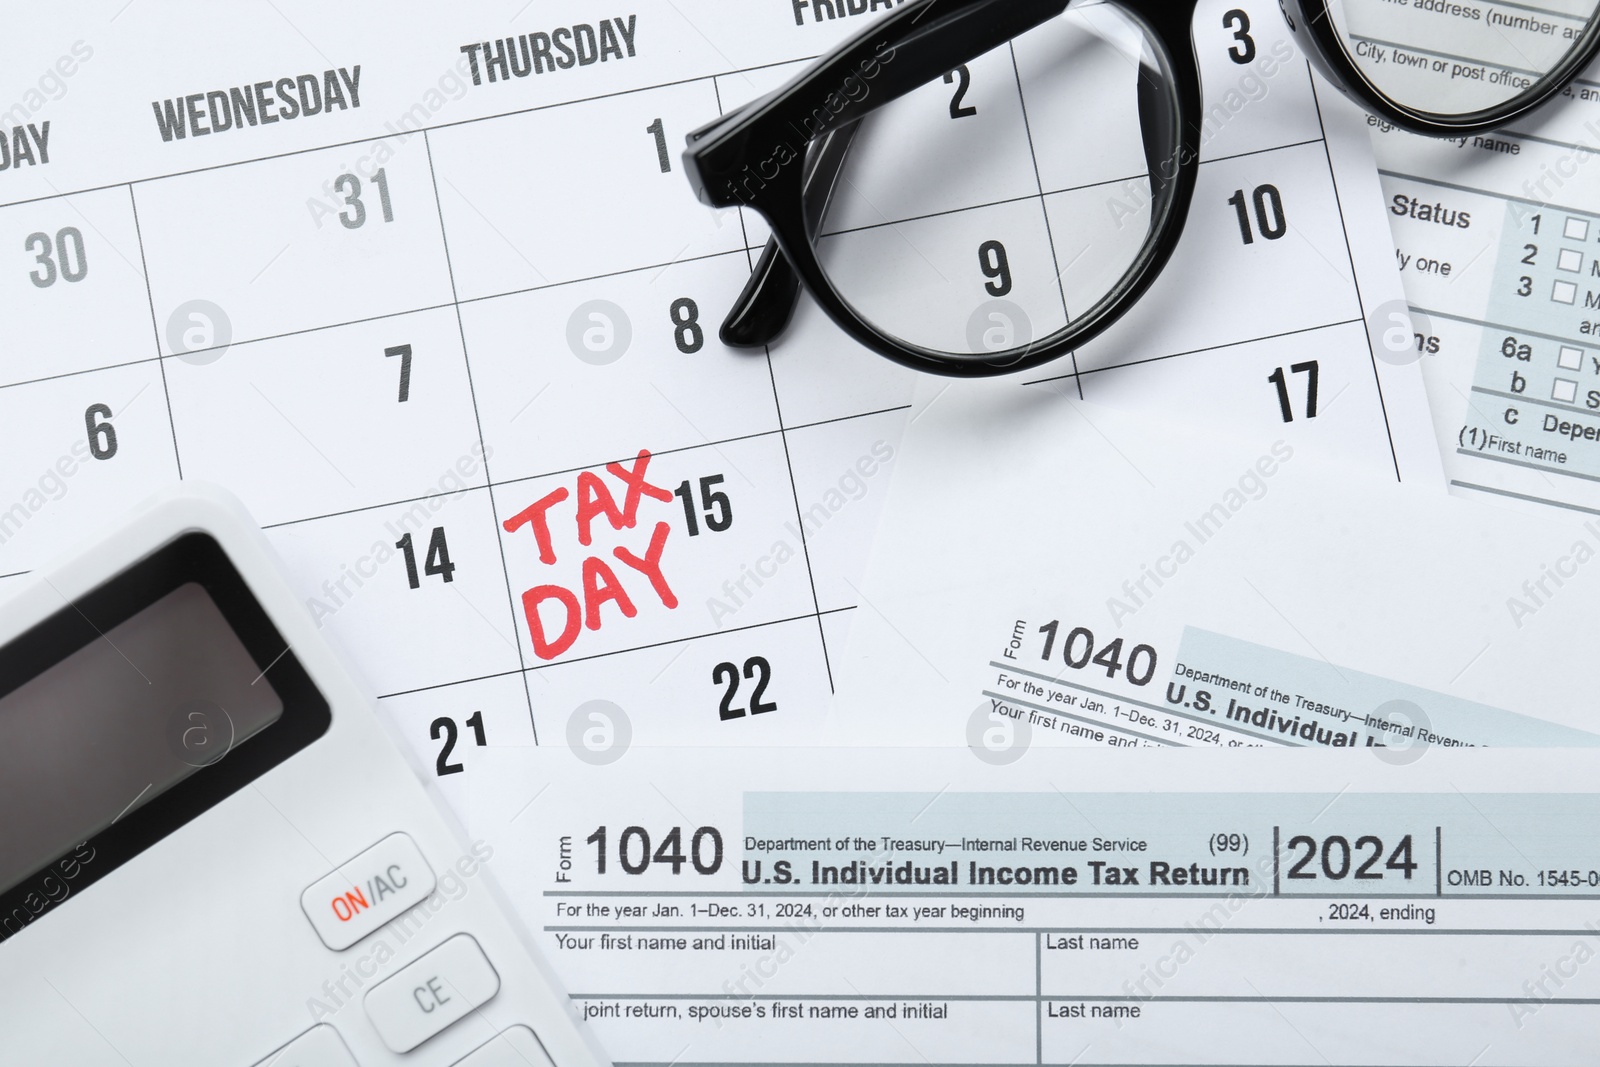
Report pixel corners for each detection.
[85,404,118,460]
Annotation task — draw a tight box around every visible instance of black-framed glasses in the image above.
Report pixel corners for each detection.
[681,0,1600,378]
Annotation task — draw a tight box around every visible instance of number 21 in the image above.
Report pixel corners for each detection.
[431,711,486,776]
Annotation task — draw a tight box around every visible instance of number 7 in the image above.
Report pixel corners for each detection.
[386,344,412,403]
[1267,360,1319,423]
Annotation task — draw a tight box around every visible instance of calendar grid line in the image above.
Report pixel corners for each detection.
[1304,70,1402,482]
[0,56,825,214]
[378,667,523,702]
[711,72,835,696]
[0,136,1340,395]
[484,404,911,489]
[523,604,859,674]
[1006,39,1083,402]
[242,403,911,535]
[1021,316,1368,388]
[375,603,860,702]
[765,353,836,694]
[125,183,185,480]
[0,94,1325,223]
[453,246,754,306]
[806,139,1329,246]
[0,248,750,396]
[0,145,1338,396]
[0,355,162,396]
[419,127,540,736]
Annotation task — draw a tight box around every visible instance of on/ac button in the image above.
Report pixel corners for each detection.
[300,832,437,950]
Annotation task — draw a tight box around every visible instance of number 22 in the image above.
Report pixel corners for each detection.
[715,657,777,721]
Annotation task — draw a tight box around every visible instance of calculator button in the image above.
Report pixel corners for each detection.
[301,832,436,951]
[251,1024,359,1066]
[364,933,501,1053]
[451,1026,555,1067]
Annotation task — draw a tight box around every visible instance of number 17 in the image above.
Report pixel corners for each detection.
[1267,360,1319,423]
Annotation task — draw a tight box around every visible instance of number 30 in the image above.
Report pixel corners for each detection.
[26,227,88,288]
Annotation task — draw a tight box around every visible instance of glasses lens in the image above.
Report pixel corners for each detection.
[1327,0,1600,117]
[803,5,1177,363]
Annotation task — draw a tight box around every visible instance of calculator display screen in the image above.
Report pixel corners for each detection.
[0,582,283,895]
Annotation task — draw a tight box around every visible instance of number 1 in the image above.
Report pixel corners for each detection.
[646,118,671,173]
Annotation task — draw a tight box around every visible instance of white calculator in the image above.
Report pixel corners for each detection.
[0,484,609,1067]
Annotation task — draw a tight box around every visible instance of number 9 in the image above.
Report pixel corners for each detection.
[978,240,1012,297]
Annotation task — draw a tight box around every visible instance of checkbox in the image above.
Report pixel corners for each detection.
[1567,217,1591,241]
[1554,280,1579,304]
[1554,378,1579,403]
[1560,345,1585,370]
[1560,248,1586,273]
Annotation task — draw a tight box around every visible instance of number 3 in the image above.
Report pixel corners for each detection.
[1223,9,1257,65]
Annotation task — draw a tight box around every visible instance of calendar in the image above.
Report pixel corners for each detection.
[1,0,1437,783]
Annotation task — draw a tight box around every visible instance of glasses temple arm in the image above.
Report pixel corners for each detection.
[720,121,862,348]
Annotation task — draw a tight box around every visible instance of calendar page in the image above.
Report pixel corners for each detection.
[0,1,1435,775]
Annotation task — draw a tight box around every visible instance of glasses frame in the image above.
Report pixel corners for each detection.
[682,0,1205,378]
[687,0,1600,378]
[1283,0,1600,136]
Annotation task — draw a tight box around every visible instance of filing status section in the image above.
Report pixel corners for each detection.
[537,791,1600,1065]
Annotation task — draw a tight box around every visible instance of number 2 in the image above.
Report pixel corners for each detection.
[944,66,977,119]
